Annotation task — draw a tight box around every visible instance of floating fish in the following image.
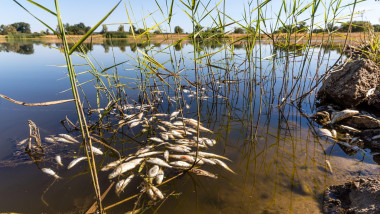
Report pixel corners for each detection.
[170,130,184,138]
[56,137,75,144]
[58,134,79,143]
[170,161,192,168]
[173,121,185,126]
[157,125,167,132]
[160,133,169,141]
[90,146,103,155]
[187,151,231,161]
[148,165,160,178]
[148,137,164,143]
[318,128,333,138]
[147,188,157,200]
[170,110,180,119]
[325,160,333,174]
[129,121,141,128]
[17,138,29,146]
[115,174,135,196]
[189,168,218,179]
[151,185,164,200]
[55,155,63,167]
[101,158,128,171]
[109,158,144,179]
[164,150,169,162]
[135,145,153,156]
[156,169,164,184]
[41,168,61,179]
[67,157,87,169]
[146,158,172,168]
[211,158,235,174]
[167,146,191,153]
[137,151,163,158]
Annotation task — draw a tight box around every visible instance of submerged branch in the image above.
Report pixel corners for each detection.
[0,94,74,106]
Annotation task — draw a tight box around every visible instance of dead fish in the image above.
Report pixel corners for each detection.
[186,127,198,133]
[17,138,29,146]
[183,118,200,127]
[157,125,167,132]
[90,146,103,155]
[135,145,154,156]
[151,185,164,199]
[164,150,169,162]
[129,121,141,128]
[318,128,333,138]
[58,134,79,143]
[200,157,216,165]
[109,158,144,179]
[160,133,169,141]
[183,89,190,93]
[161,121,175,127]
[148,137,164,143]
[170,130,184,138]
[67,157,87,169]
[44,137,56,143]
[148,165,160,178]
[41,168,61,179]
[167,145,191,153]
[169,155,204,164]
[55,155,63,167]
[56,137,75,144]
[189,168,218,179]
[176,139,191,144]
[137,151,163,158]
[156,169,164,184]
[101,158,128,171]
[201,138,214,147]
[372,134,380,140]
[331,109,359,124]
[146,158,172,168]
[325,160,333,174]
[115,174,135,196]
[173,121,185,126]
[185,104,190,109]
[339,125,361,133]
[170,161,192,168]
[170,110,180,119]
[153,113,169,117]
[147,188,157,200]
[188,151,231,161]
[137,112,144,120]
[211,158,235,174]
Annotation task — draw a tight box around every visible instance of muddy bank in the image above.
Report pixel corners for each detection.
[323,178,380,214]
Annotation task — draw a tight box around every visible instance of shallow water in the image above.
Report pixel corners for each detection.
[0,39,378,213]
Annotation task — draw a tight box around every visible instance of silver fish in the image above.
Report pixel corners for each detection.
[170,130,183,138]
[169,155,204,165]
[135,145,154,156]
[331,109,359,124]
[148,165,160,178]
[211,158,235,174]
[101,158,128,171]
[156,169,164,184]
[17,138,29,146]
[325,160,333,174]
[137,151,163,158]
[41,168,61,179]
[187,151,231,161]
[90,146,103,155]
[129,121,141,128]
[55,155,63,167]
[318,128,333,138]
[164,150,169,162]
[109,158,144,179]
[160,133,169,141]
[56,137,75,144]
[170,161,192,168]
[44,137,56,143]
[146,158,172,168]
[147,188,157,200]
[58,134,79,143]
[67,157,87,169]
[115,174,135,196]
[157,125,167,132]
[189,168,218,179]
[173,121,185,126]
[148,137,164,143]
[170,110,180,119]
[167,146,191,153]
[151,185,164,199]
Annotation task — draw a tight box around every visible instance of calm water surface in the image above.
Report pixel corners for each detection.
[0,40,379,213]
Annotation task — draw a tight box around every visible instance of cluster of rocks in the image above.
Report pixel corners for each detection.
[314,57,380,213]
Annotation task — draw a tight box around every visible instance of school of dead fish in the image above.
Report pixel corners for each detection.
[23,103,234,203]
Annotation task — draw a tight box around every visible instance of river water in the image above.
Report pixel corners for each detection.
[0,39,379,213]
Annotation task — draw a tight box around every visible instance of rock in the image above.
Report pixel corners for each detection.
[317,58,380,108]
[339,115,380,130]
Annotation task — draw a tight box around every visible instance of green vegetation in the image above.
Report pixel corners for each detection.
[174,26,184,34]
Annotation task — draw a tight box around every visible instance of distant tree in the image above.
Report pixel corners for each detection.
[136,28,145,34]
[118,25,124,32]
[11,22,31,33]
[64,22,91,35]
[326,23,338,32]
[373,24,380,32]
[100,24,108,34]
[339,21,372,32]
[234,27,245,34]
[1,25,18,35]
[45,29,50,35]
[153,30,161,34]
[194,24,203,32]
[296,21,308,32]
[129,25,136,33]
[174,26,184,34]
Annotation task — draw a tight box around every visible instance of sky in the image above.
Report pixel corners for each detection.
[0,0,379,33]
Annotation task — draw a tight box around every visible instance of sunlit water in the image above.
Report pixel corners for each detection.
[0,40,379,213]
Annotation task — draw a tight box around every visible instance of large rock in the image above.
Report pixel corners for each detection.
[317,58,380,108]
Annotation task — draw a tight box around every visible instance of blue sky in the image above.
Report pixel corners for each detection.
[1,0,379,33]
